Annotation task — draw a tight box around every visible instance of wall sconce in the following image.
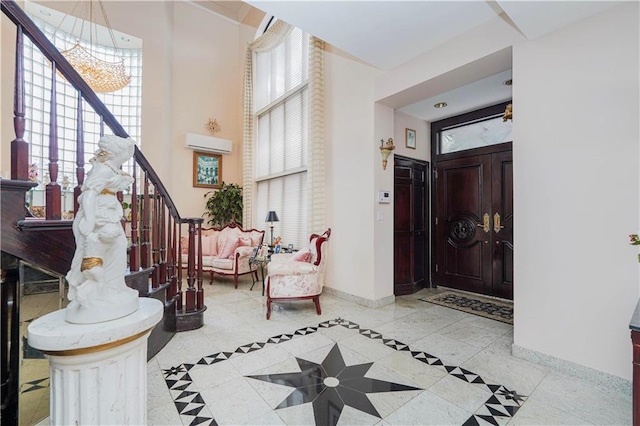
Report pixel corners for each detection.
[379,138,395,170]
[503,103,512,122]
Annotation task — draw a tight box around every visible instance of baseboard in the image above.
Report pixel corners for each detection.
[512,344,631,395]
[322,286,395,308]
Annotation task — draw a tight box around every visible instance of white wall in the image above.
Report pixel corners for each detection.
[168,2,246,219]
[512,2,639,380]
[4,0,639,381]
[324,45,381,299]
[369,2,639,381]
[375,16,523,107]
[365,15,522,309]
[393,111,429,162]
[373,102,395,300]
[1,1,252,221]
[324,52,431,303]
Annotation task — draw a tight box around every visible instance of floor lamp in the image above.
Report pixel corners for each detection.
[265,211,279,247]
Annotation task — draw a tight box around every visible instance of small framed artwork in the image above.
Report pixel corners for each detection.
[193,151,222,188]
[405,128,416,149]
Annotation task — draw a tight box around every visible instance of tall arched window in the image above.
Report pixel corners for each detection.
[254,27,309,249]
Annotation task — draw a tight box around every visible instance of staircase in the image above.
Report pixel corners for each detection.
[0,1,208,424]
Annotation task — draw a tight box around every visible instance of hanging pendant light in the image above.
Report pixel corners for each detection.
[56,0,130,93]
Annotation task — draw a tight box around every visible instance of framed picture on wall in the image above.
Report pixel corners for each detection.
[193,151,222,188]
[406,128,416,149]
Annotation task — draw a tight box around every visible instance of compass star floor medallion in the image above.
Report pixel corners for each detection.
[161,318,529,425]
[246,344,422,426]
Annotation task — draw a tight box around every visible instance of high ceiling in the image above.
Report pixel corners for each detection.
[33,0,619,122]
[237,0,616,121]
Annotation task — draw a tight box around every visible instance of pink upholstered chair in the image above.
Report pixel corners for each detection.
[265,229,331,319]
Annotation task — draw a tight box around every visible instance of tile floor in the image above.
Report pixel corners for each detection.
[19,291,61,426]
[145,277,632,426]
[20,276,632,425]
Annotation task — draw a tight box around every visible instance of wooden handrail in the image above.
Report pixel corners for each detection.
[2,0,206,317]
[1,1,125,135]
[0,0,181,222]
[2,7,209,418]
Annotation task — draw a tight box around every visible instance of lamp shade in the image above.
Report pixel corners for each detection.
[265,211,279,223]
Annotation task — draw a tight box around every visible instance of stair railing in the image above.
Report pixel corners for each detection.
[1,0,205,315]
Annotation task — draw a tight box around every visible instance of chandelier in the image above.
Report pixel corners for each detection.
[56,1,130,93]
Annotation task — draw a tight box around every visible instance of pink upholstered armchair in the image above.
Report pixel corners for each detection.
[265,229,331,319]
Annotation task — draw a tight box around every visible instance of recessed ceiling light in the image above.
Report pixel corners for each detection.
[503,79,512,86]
[40,9,51,16]
[434,102,448,109]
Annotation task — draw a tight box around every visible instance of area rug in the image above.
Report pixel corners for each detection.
[419,290,513,324]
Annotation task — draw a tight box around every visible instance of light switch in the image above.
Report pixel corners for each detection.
[377,211,384,221]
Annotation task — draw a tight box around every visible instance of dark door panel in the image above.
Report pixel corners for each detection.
[395,176,412,232]
[491,150,513,299]
[413,164,427,287]
[434,145,513,300]
[394,156,429,295]
[435,154,491,294]
[394,234,413,289]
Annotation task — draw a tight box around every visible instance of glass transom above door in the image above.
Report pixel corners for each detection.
[440,116,512,154]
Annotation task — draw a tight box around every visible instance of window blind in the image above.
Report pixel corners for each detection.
[254,26,310,250]
[254,28,308,112]
[256,172,308,249]
[256,89,308,178]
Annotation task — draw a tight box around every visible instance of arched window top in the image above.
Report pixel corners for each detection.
[254,26,309,112]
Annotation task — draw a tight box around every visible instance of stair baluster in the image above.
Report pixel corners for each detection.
[177,225,184,311]
[73,92,84,214]
[167,219,177,302]
[2,0,209,370]
[45,62,61,220]
[140,172,151,270]
[151,184,160,288]
[159,197,167,284]
[11,24,28,181]
[196,218,204,310]
[129,162,139,272]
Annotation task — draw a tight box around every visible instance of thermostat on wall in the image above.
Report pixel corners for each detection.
[378,190,391,204]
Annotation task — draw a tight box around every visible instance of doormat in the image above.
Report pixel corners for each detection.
[419,291,513,324]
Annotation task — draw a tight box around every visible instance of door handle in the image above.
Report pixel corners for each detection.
[494,213,505,233]
[476,213,490,233]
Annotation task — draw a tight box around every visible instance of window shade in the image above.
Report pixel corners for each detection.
[256,173,308,249]
[256,89,308,178]
[254,26,310,250]
[254,28,308,112]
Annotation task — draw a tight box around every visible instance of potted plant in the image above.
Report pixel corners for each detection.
[203,181,243,227]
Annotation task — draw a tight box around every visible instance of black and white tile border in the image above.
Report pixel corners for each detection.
[21,377,50,394]
[162,318,527,426]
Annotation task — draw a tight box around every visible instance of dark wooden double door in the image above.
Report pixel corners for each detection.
[433,143,513,299]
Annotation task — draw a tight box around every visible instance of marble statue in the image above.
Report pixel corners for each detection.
[65,135,139,324]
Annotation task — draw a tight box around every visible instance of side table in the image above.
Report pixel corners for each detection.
[249,255,270,296]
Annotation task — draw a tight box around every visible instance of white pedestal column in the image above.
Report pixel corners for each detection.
[28,298,163,425]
